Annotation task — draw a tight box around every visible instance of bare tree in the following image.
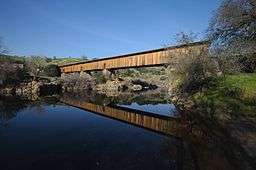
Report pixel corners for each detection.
[207,0,256,54]
[165,32,221,93]
[81,55,88,60]
[175,31,197,45]
[25,56,47,77]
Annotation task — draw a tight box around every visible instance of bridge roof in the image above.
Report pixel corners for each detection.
[59,41,209,68]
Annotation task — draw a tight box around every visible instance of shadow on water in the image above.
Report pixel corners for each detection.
[0,92,255,170]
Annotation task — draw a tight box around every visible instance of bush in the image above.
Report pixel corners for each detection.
[221,86,244,99]
[215,55,241,74]
[168,48,219,94]
[24,56,47,77]
[217,54,256,74]
[0,62,27,86]
[61,72,95,92]
[43,64,61,77]
[238,54,256,73]
[91,71,107,84]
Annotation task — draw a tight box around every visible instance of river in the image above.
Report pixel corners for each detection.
[0,92,251,170]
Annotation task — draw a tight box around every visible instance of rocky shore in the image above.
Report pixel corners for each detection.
[94,78,158,96]
[0,79,61,100]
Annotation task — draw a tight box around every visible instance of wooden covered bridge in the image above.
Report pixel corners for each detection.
[59,41,209,75]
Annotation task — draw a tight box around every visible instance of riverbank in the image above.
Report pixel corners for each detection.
[0,73,255,169]
[0,78,61,100]
[193,73,256,121]
[173,73,256,169]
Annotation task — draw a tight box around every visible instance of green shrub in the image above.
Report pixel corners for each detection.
[176,52,218,94]
[238,54,256,73]
[221,86,244,99]
[43,64,61,77]
[0,65,27,86]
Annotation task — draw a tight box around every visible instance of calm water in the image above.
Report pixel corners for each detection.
[0,93,252,170]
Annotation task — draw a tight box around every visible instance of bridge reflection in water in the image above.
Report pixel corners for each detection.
[60,97,184,137]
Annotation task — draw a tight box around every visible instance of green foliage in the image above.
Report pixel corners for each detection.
[4,69,27,85]
[224,73,256,96]
[118,68,140,77]
[168,47,219,94]
[0,63,27,86]
[221,86,244,99]
[49,58,85,65]
[238,53,256,73]
[42,64,61,77]
[24,56,48,77]
[118,67,167,78]
[91,71,107,84]
[194,73,256,119]
[0,55,26,64]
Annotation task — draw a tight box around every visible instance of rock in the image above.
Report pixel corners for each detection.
[0,87,15,95]
[61,72,95,92]
[95,79,128,93]
[95,78,158,95]
[131,79,158,90]
[130,84,143,91]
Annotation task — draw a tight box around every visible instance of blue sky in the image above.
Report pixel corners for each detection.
[0,0,220,58]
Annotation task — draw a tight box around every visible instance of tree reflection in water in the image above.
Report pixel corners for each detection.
[0,92,255,170]
[0,96,27,126]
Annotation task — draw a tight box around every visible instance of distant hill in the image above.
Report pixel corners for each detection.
[49,58,86,66]
[0,54,26,64]
[0,55,88,66]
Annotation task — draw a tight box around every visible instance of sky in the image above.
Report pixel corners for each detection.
[0,0,220,58]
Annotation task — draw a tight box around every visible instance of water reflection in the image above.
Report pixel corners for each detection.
[0,96,28,126]
[59,93,255,170]
[117,103,178,117]
[0,93,254,170]
[60,95,183,137]
[0,94,184,170]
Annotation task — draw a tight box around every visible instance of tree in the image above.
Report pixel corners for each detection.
[43,64,61,77]
[175,31,197,45]
[81,55,88,60]
[166,32,219,93]
[0,62,26,85]
[208,0,256,54]
[25,56,47,77]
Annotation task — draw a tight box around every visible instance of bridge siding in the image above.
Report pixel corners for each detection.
[60,42,208,73]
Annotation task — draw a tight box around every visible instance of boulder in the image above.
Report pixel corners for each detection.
[131,79,157,90]
[95,78,158,94]
[130,84,143,91]
[95,79,128,93]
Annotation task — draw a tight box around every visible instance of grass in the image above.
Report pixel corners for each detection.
[224,73,256,97]
[194,73,256,121]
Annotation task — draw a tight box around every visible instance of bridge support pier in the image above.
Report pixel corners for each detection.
[85,71,92,76]
[79,71,93,79]
[102,69,116,80]
[61,73,66,79]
